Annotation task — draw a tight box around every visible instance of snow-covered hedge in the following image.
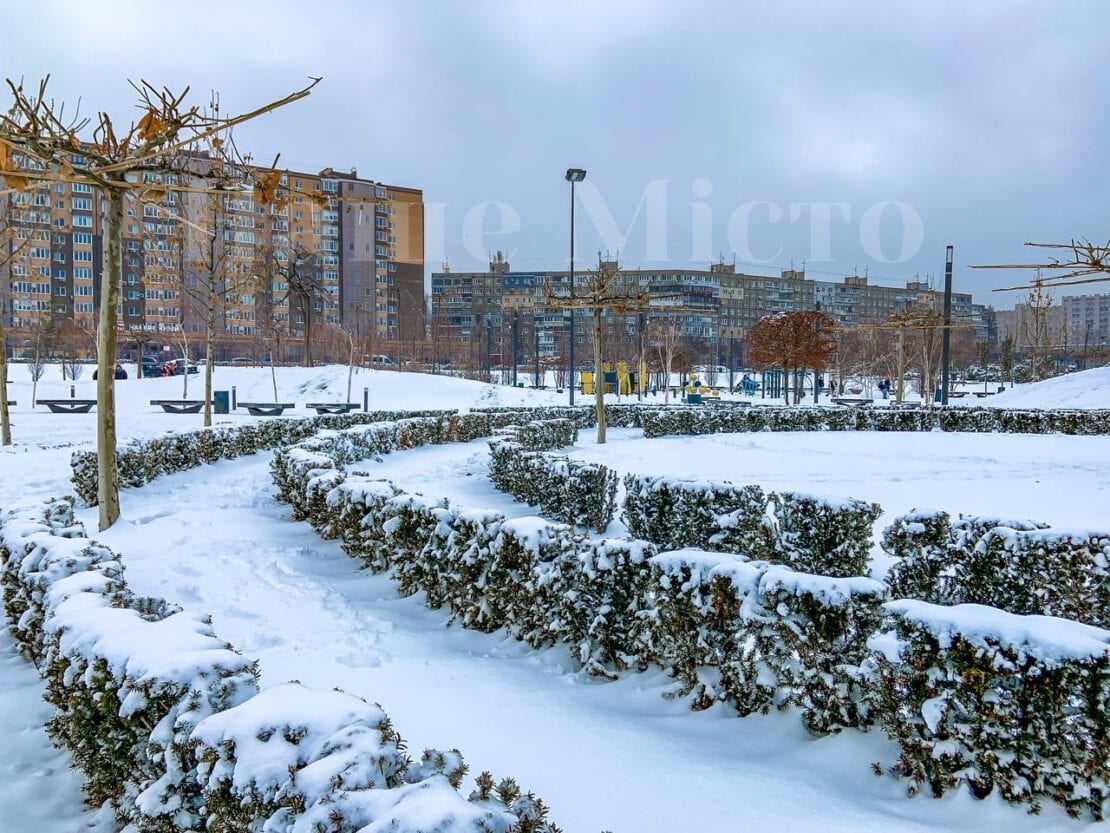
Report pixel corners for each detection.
[623,475,879,577]
[70,408,452,505]
[282,448,888,734]
[871,600,1110,819]
[644,549,886,733]
[488,423,618,532]
[638,405,1110,438]
[0,499,563,832]
[883,511,1109,626]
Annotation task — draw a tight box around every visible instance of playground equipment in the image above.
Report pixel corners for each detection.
[682,374,720,404]
[581,361,647,396]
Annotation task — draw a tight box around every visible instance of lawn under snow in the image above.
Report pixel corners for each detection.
[2,364,1109,832]
[985,366,1110,409]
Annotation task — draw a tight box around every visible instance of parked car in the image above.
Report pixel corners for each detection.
[369,354,398,367]
[92,363,128,380]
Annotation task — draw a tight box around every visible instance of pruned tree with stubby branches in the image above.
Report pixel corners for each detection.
[973,238,1110,291]
[0,75,319,528]
[747,310,837,404]
[546,259,647,443]
[0,184,37,444]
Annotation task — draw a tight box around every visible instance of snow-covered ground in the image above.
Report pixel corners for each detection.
[986,366,1110,410]
[2,364,1108,832]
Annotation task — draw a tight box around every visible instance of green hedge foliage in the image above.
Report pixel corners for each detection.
[70,409,453,505]
[637,405,1110,438]
[871,600,1110,819]
[0,499,562,832]
[623,476,879,577]
[883,511,1109,626]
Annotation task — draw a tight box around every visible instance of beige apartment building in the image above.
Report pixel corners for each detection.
[1,152,424,361]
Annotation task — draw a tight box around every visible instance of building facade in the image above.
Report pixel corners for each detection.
[1,153,424,360]
[431,256,992,369]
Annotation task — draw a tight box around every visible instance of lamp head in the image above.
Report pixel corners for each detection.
[565,168,587,183]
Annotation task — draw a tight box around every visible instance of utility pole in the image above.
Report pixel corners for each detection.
[534,313,541,387]
[940,245,954,406]
[511,313,519,387]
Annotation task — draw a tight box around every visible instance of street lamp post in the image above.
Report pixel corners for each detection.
[565,168,586,405]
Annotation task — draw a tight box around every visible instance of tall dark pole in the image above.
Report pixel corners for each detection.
[569,180,576,406]
[940,245,954,406]
[485,315,492,383]
[512,314,519,387]
[534,315,540,387]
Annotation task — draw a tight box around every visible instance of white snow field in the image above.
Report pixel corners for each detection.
[1,364,1109,832]
[986,366,1110,410]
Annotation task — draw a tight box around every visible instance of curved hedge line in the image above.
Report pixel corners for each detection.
[637,404,1110,437]
[70,409,453,506]
[0,499,562,832]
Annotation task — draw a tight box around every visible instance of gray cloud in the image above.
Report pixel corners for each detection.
[2,0,1106,305]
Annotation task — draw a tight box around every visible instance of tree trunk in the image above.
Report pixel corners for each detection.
[593,307,606,444]
[0,316,10,446]
[203,303,216,427]
[783,364,790,405]
[96,190,123,530]
[895,328,905,404]
[302,295,313,368]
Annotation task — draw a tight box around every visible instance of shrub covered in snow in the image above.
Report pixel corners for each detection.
[772,491,881,577]
[623,475,772,557]
[622,476,879,577]
[489,434,618,532]
[637,404,1110,438]
[883,511,1108,626]
[644,549,886,732]
[870,600,1110,819]
[70,409,453,505]
[0,499,563,832]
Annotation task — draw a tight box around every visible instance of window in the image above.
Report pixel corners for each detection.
[73,215,92,228]
[55,286,67,296]
[72,198,93,211]
[30,247,49,259]
[73,232,93,245]
[53,268,67,279]
[72,182,92,194]
[75,267,93,279]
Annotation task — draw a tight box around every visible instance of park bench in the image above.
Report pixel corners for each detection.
[306,402,361,415]
[237,402,295,417]
[948,390,968,398]
[831,397,872,408]
[150,399,205,414]
[37,399,95,414]
[973,391,996,398]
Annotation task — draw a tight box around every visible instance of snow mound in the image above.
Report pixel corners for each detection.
[987,367,1110,409]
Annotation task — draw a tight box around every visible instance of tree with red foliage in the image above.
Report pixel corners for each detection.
[747,310,837,404]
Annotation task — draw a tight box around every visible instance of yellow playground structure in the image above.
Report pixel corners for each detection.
[580,361,647,396]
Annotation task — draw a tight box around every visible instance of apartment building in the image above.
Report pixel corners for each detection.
[430,257,992,367]
[1,152,424,359]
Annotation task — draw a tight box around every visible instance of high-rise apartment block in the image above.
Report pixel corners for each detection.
[1,152,424,360]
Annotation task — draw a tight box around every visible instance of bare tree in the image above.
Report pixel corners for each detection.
[0,185,36,443]
[650,317,684,404]
[1020,278,1053,381]
[973,238,1110,291]
[273,244,323,367]
[0,75,318,528]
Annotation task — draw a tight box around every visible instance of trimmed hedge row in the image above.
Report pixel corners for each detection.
[488,422,618,532]
[883,510,1110,627]
[0,499,561,832]
[70,409,453,505]
[275,431,889,735]
[623,475,880,577]
[871,600,1110,820]
[638,404,1110,438]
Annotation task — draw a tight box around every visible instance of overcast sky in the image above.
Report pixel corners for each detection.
[2,0,1106,305]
